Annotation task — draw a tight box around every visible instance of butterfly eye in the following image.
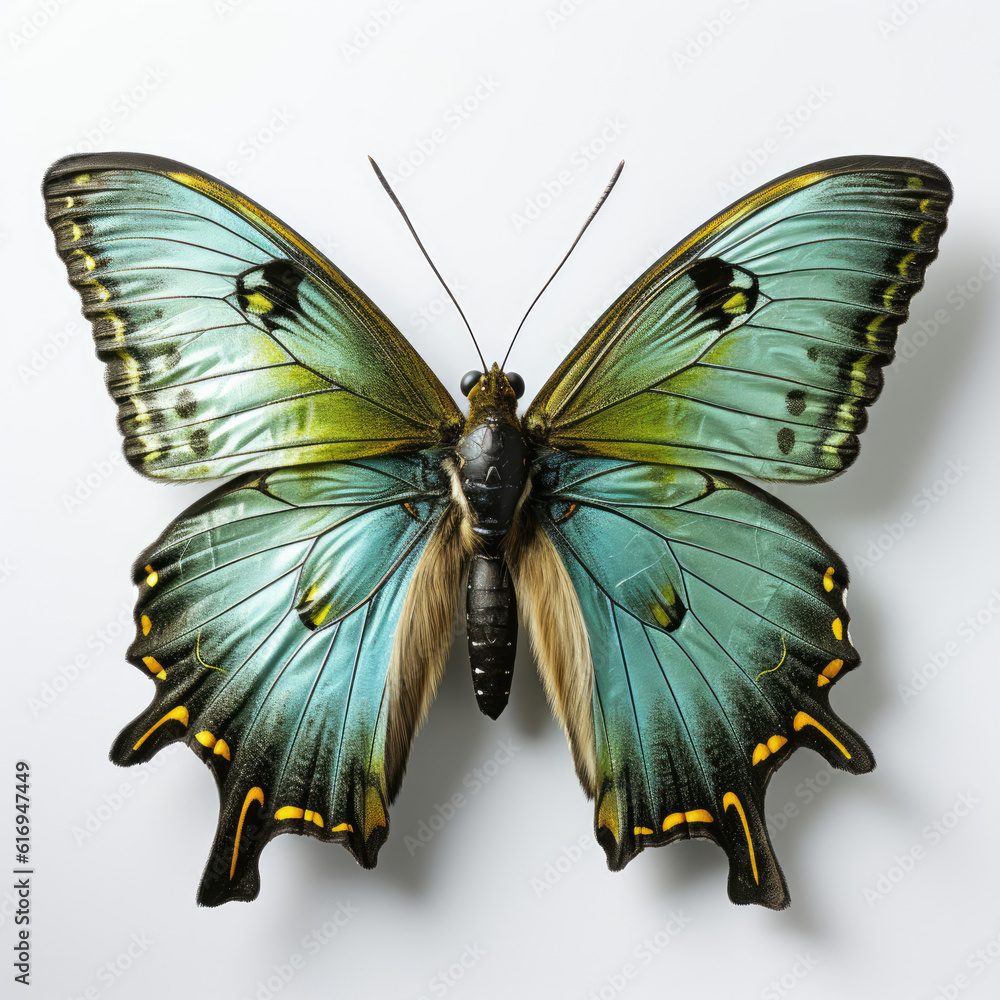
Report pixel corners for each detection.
[460,370,483,396]
[504,372,525,399]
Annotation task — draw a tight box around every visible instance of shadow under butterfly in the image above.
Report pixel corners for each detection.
[42,149,951,908]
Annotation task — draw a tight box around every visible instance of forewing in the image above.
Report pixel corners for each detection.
[110,453,466,905]
[525,156,951,482]
[525,452,872,908]
[43,153,462,479]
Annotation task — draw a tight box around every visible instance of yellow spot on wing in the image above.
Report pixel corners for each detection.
[141,614,151,636]
[757,635,787,679]
[723,791,758,885]
[685,809,713,824]
[363,786,386,838]
[919,197,930,213]
[213,740,230,760]
[597,792,620,841]
[231,787,264,880]
[823,659,844,679]
[244,291,273,314]
[907,176,923,188]
[817,675,830,687]
[897,252,916,277]
[133,705,188,750]
[74,173,90,185]
[634,826,654,836]
[71,223,82,241]
[330,822,354,833]
[722,290,748,315]
[652,604,673,628]
[195,731,217,748]
[662,809,713,831]
[312,603,332,627]
[141,655,162,674]
[276,807,326,827]
[823,566,835,592]
[831,618,843,641]
[145,565,158,587]
[196,632,224,672]
[115,351,140,389]
[866,313,887,334]
[793,711,851,758]
[104,310,126,341]
[752,735,787,766]
[554,503,578,525]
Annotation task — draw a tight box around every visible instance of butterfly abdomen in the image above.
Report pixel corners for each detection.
[466,553,518,719]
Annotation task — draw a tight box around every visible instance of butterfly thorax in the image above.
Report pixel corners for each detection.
[455,363,529,549]
[454,363,529,719]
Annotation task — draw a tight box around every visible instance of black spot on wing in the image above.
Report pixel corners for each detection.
[190,427,210,457]
[234,259,305,332]
[687,257,759,332]
[785,390,806,416]
[777,427,795,454]
[175,388,197,419]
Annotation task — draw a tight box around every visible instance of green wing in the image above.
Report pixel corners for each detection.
[111,453,465,905]
[525,155,951,482]
[43,153,462,479]
[526,452,871,908]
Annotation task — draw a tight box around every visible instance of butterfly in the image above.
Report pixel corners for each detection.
[43,151,951,909]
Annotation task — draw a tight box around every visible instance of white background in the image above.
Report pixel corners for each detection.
[2,1,998,998]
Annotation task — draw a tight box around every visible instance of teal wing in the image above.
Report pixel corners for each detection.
[525,155,951,482]
[521,452,871,908]
[43,153,462,479]
[111,452,466,905]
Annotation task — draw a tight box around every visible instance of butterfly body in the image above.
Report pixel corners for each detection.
[455,363,528,718]
[43,151,952,909]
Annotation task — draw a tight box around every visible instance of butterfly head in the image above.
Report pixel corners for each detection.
[461,363,524,410]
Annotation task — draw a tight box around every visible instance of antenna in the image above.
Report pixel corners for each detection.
[368,156,487,370]
[501,159,624,371]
